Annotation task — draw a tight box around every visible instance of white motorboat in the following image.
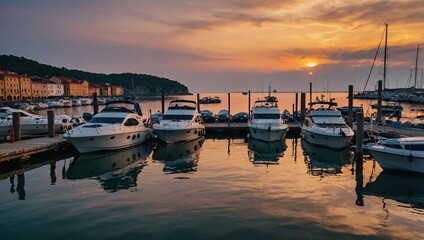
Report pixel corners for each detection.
[64,100,153,153]
[301,98,354,149]
[365,137,424,174]
[248,96,289,142]
[80,98,93,106]
[72,99,82,107]
[153,100,205,144]
[0,107,72,137]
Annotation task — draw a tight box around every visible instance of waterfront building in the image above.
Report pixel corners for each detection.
[19,75,32,100]
[50,76,89,97]
[31,79,48,100]
[111,85,124,96]
[88,83,101,96]
[0,71,21,101]
[100,83,112,96]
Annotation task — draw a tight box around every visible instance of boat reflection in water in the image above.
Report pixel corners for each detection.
[247,137,287,165]
[301,140,353,176]
[152,137,204,174]
[66,144,152,192]
[364,172,424,211]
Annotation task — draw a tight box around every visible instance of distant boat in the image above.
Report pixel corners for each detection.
[199,96,221,104]
[242,92,248,95]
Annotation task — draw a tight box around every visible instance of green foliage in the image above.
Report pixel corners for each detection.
[0,55,189,94]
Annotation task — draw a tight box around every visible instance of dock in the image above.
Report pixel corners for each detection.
[205,122,301,137]
[360,122,424,137]
[0,136,69,164]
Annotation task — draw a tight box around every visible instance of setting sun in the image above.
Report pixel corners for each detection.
[306,62,317,68]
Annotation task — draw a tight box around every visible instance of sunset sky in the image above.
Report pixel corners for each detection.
[1,0,423,92]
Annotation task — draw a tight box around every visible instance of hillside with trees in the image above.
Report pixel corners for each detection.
[0,55,189,95]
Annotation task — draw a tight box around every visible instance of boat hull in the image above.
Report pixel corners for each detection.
[154,127,205,144]
[64,129,152,153]
[367,146,424,174]
[248,126,288,142]
[301,129,352,149]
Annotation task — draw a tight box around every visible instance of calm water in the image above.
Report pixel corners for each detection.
[1,92,424,240]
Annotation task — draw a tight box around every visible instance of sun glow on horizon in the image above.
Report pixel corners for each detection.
[306,62,317,68]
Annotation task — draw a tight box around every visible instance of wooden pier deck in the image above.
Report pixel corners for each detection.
[0,136,68,164]
[360,122,424,137]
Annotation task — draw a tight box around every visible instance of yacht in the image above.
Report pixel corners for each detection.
[64,100,153,153]
[153,100,205,144]
[248,96,289,142]
[365,137,424,174]
[80,98,93,106]
[0,107,72,137]
[72,99,82,107]
[301,98,354,149]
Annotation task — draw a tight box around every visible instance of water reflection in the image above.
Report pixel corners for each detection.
[364,172,424,212]
[152,137,204,174]
[247,138,286,165]
[66,144,152,192]
[301,140,353,176]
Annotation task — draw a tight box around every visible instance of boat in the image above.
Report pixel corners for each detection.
[247,137,286,164]
[371,102,403,113]
[413,114,424,128]
[152,137,204,174]
[248,96,289,142]
[80,98,93,106]
[199,96,221,104]
[152,100,205,144]
[301,97,354,149]
[365,137,424,174]
[72,99,82,107]
[63,100,153,153]
[0,107,72,137]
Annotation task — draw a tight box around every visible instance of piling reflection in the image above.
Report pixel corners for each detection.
[152,137,204,174]
[301,140,353,176]
[66,144,152,192]
[247,137,286,165]
[363,172,424,212]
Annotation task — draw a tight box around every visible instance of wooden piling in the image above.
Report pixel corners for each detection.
[377,80,382,124]
[48,110,55,138]
[161,90,165,114]
[228,92,231,129]
[309,82,312,106]
[300,92,306,121]
[295,92,298,115]
[197,93,200,113]
[248,90,251,119]
[93,92,99,115]
[356,112,364,166]
[12,112,21,141]
[348,85,353,127]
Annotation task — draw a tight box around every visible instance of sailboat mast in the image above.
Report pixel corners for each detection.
[415,44,420,88]
[383,23,388,90]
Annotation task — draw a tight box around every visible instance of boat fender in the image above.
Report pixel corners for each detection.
[409,154,413,162]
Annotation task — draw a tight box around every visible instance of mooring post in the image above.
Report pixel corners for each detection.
[377,80,382,124]
[161,89,165,114]
[309,82,312,106]
[356,112,364,166]
[248,90,251,119]
[93,92,99,115]
[48,110,55,138]
[300,92,306,121]
[197,93,200,113]
[228,92,231,129]
[12,112,21,141]
[348,85,353,127]
[295,92,298,119]
[292,103,295,116]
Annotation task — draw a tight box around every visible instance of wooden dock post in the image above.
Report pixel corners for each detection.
[228,92,231,129]
[309,82,312,106]
[356,112,364,166]
[248,90,251,118]
[161,90,165,114]
[300,92,306,121]
[348,85,353,127]
[93,92,99,115]
[197,93,200,113]
[12,112,21,141]
[48,110,55,138]
[377,80,382,124]
[295,92,298,120]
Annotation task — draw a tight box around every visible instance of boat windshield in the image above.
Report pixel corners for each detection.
[404,144,424,151]
[253,114,280,119]
[162,115,193,120]
[89,117,125,124]
[311,116,346,127]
